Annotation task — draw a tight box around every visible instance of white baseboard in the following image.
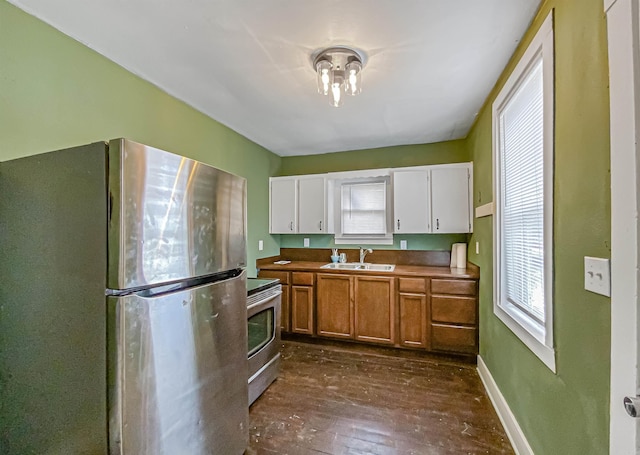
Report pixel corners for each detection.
[477,355,534,455]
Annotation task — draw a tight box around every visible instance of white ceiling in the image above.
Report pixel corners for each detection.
[9,0,540,156]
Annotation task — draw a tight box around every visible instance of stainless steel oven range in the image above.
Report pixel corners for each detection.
[246,278,282,405]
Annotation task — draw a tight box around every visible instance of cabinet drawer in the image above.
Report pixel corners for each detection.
[431,279,476,296]
[292,272,314,286]
[431,296,476,325]
[431,324,477,354]
[398,277,426,294]
[257,270,290,285]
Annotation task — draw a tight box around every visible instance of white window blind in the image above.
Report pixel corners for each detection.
[341,181,387,234]
[499,57,545,323]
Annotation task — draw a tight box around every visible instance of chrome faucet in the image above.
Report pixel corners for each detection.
[359,247,373,264]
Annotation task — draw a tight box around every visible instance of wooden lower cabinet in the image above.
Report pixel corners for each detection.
[291,286,313,334]
[397,277,428,348]
[399,293,427,348]
[291,272,314,334]
[257,270,291,332]
[316,273,354,339]
[431,324,477,354]
[258,267,479,356]
[429,278,478,355]
[354,276,395,345]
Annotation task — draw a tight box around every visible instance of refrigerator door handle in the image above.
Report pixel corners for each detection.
[108,190,115,224]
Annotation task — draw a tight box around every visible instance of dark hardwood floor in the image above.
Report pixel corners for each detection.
[247,340,513,455]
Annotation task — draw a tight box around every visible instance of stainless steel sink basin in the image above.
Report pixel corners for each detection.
[320,263,395,272]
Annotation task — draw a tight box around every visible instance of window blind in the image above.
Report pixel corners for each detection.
[341,181,387,235]
[499,57,545,323]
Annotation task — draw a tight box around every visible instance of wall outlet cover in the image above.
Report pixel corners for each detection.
[400,240,407,250]
[258,240,264,251]
[303,238,310,247]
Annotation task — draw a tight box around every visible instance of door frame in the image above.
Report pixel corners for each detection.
[606,0,640,453]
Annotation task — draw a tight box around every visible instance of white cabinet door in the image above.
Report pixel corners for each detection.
[430,166,471,233]
[393,170,430,233]
[298,177,326,233]
[269,178,297,233]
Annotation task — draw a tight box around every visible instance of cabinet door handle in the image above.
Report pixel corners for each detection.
[319,220,322,231]
[436,218,440,230]
[397,219,400,230]
[289,221,294,231]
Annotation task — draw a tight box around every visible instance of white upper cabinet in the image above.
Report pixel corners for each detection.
[269,175,327,234]
[269,177,297,233]
[393,170,430,233]
[270,163,472,235]
[430,164,472,233]
[392,163,473,234]
[298,176,327,233]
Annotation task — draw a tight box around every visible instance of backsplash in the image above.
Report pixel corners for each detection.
[278,233,468,251]
[257,248,454,267]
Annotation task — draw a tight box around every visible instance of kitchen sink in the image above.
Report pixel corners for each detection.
[320,263,395,272]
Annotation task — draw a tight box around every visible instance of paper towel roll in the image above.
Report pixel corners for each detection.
[450,244,458,268]
[456,243,467,269]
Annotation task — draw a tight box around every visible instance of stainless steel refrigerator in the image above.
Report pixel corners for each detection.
[0,139,249,454]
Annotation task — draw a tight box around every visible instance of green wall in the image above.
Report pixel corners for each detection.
[0,0,282,277]
[278,140,470,251]
[467,0,611,453]
[278,140,469,176]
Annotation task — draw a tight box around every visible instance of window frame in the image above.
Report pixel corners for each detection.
[492,12,556,372]
[332,175,393,245]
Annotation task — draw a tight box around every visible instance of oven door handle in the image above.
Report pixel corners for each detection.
[247,290,282,317]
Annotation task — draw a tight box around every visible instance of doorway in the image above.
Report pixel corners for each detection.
[606,0,640,453]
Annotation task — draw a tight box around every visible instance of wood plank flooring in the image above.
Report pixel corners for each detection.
[247,341,513,455]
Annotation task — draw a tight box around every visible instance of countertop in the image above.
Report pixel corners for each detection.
[257,261,479,280]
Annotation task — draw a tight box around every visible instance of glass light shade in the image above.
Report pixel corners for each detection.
[329,74,344,107]
[345,61,362,96]
[316,60,332,95]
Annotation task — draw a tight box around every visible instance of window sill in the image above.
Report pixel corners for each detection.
[494,303,556,372]
[334,235,393,245]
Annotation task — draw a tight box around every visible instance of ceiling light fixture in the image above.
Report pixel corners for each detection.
[313,47,365,107]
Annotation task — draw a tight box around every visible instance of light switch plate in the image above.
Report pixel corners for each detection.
[584,256,611,297]
[476,242,479,254]
[303,238,310,247]
[400,240,407,250]
[258,240,263,251]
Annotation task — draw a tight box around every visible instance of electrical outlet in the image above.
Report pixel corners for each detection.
[584,256,611,297]
[400,240,407,250]
[476,242,479,254]
[304,238,310,247]
[258,240,263,251]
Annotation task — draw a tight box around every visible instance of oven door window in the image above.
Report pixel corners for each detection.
[248,307,274,357]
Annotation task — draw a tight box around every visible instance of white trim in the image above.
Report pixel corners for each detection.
[492,12,556,372]
[604,0,619,13]
[494,305,556,371]
[607,0,640,452]
[333,236,393,245]
[332,175,393,244]
[475,201,494,218]
[477,356,534,455]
